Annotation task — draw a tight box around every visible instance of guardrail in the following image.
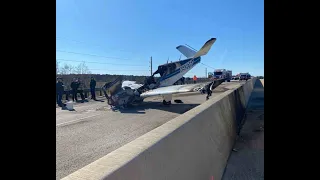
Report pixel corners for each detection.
[60,88,104,100]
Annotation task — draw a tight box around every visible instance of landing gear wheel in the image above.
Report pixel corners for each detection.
[162,100,171,105]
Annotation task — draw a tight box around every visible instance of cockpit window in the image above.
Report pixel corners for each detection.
[157,66,167,77]
[168,63,176,74]
[157,63,177,77]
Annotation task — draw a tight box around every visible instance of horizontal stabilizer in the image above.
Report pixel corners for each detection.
[176,45,197,58]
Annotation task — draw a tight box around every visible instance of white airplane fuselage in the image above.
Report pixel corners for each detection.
[157,57,201,87]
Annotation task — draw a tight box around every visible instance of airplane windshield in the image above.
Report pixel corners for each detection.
[157,63,177,77]
[157,66,167,77]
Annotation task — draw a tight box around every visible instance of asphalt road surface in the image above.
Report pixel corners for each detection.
[56,81,245,179]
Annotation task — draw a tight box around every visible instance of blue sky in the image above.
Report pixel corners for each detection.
[56,0,264,77]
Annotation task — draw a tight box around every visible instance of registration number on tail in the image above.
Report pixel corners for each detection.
[180,59,194,72]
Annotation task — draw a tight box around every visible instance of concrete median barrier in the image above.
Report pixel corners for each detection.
[61,78,257,180]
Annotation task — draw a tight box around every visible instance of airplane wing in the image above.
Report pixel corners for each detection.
[140,78,226,98]
[140,82,210,98]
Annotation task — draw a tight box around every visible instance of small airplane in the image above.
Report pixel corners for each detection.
[102,38,224,109]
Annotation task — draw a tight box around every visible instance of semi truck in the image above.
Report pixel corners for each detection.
[213,69,232,82]
[226,70,232,82]
[239,73,251,81]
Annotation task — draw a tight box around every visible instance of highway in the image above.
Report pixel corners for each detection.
[56,81,245,179]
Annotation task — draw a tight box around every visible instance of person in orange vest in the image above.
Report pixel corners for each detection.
[193,75,197,84]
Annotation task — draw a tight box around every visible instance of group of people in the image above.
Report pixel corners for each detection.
[56,77,97,107]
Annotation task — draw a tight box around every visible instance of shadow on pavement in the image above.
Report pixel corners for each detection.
[117,101,200,114]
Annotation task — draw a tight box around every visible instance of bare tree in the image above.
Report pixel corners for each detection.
[60,64,74,75]
[56,61,60,75]
[73,64,81,74]
[73,62,91,74]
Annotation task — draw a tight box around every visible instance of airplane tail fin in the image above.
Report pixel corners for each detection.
[176,38,217,59]
[193,38,216,58]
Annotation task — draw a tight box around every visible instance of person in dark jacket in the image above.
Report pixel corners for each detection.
[90,77,97,100]
[56,77,65,107]
[205,81,215,100]
[181,77,185,85]
[70,78,79,102]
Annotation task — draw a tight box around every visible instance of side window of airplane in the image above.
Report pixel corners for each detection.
[158,66,166,77]
[166,64,174,74]
[170,64,176,73]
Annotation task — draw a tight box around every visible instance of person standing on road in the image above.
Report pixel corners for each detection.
[71,78,79,102]
[78,79,85,103]
[90,76,97,100]
[65,84,70,101]
[56,77,65,107]
[181,77,185,85]
[193,75,198,84]
[205,81,215,100]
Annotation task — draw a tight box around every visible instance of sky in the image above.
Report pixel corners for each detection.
[56,0,264,77]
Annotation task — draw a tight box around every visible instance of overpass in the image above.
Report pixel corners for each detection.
[57,78,264,180]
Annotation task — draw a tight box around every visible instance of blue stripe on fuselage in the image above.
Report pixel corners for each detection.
[159,57,201,82]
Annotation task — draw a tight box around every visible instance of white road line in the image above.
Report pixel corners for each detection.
[56,113,105,127]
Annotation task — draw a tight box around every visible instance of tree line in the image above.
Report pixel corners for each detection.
[56,61,92,75]
[56,61,149,89]
[56,61,212,90]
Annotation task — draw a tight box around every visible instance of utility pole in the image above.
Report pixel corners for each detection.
[205,68,207,78]
[150,56,153,76]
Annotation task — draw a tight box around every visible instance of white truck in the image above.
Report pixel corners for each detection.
[239,73,251,81]
[226,70,232,82]
[213,69,232,82]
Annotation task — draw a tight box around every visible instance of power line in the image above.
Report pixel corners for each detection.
[56,37,96,46]
[200,63,215,70]
[56,58,145,66]
[56,37,136,54]
[58,68,148,73]
[57,64,148,72]
[56,50,133,61]
[185,44,198,51]
[88,69,148,71]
